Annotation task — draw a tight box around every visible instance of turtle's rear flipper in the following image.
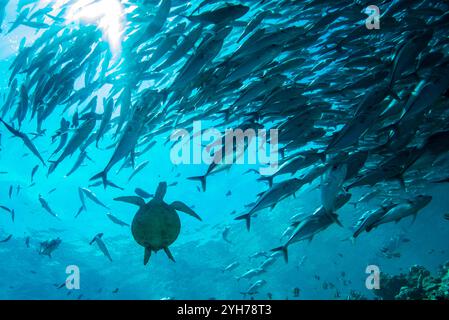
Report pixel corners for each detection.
[144,247,151,265]
[170,201,202,221]
[164,247,176,262]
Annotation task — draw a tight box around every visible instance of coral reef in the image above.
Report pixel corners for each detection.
[374,262,449,300]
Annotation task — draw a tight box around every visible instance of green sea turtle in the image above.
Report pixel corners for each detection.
[114,182,201,265]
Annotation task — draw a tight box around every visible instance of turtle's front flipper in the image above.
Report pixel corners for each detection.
[114,196,145,207]
[170,201,202,221]
[164,247,176,262]
[144,247,151,265]
[155,182,167,200]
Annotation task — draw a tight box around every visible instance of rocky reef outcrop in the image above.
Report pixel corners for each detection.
[374,262,449,300]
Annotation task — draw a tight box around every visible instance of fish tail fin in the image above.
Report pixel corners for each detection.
[234,213,251,231]
[47,161,57,176]
[188,175,207,192]
[323,209,343,227]
[90,170,108,189]
[331,213,343,227]
[257,176,273,187]
[271,245,288,263]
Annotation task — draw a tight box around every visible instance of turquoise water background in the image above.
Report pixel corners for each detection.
[0,0,449,300]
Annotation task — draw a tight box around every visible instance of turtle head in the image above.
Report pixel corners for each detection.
[155,182,167,200]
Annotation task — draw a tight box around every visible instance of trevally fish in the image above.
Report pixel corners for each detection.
[89,233,113,262]
[370,195,432,229]
[106,213,129,227]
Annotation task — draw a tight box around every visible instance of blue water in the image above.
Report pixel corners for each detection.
[1,0,449,300]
